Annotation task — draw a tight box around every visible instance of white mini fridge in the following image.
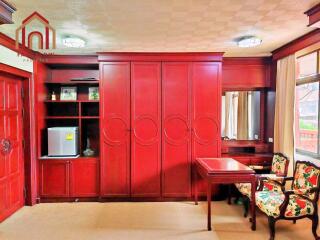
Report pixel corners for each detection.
[48,127,79,156]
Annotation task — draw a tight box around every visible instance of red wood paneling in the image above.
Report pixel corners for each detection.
[100,62,130,197]
[98,53,224,62]
[222,57,271,90]
[131,62,161,197]
[70,158,98,197]
[162,62,191,197]
[40,160,69,197]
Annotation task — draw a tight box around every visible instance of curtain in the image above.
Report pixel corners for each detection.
[224,92,234,139]
[274,54,296,176]
[237,91,249,140]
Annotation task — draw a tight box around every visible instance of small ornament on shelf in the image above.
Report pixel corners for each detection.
[83,138,95,157]
[51,91,56,101]
[88,87,99,100]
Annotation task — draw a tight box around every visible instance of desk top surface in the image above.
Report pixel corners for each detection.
[196,157,255,174]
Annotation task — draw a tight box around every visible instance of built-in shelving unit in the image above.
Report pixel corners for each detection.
[37,60,100,199]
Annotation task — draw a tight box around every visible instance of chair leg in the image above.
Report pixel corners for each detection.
[293,220,296,224]
[227,185,232,205]
[243,197,249,218]
[268,217,276,240]
[312,214,319,239]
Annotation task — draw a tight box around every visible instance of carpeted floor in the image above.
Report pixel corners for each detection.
[0,201,317,240]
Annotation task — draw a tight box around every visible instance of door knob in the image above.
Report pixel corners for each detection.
[0,139,12,156]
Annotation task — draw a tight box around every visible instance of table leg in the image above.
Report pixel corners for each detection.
[207,180,212,231]
[251,176,256,231]
[195,170,198,205]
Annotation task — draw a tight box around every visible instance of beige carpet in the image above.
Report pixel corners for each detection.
[0,201,316,240]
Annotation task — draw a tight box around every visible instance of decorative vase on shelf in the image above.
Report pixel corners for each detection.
[83,138,95,157]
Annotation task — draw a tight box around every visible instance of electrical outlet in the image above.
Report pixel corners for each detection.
[268,137,273,143]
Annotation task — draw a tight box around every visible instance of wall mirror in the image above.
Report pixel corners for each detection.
[221,91,261,140]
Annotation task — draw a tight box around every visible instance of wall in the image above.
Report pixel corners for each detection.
[0,45,33,72]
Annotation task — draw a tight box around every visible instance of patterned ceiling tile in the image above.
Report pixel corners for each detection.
[0,0,319,56]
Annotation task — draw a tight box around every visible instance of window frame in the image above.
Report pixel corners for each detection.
[296,50,320,159]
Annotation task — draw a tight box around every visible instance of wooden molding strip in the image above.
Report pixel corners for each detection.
[272,29,320,60]
[0,0,16,24]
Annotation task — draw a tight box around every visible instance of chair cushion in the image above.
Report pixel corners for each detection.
[256,191,314,218]
[235,183,252,198]
[262,180,283,192]
[271,154,287,175]
[236,174,283,199]
[293,162,320,200]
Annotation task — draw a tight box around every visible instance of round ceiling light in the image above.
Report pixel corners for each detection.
[237,36,262,48]
[62,37,86,48]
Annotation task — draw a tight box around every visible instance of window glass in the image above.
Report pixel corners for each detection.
[295,82,319,154]
[297,52,318,79]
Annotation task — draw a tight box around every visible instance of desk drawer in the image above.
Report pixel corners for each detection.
[231,157,251,166]
[251,156,272,166]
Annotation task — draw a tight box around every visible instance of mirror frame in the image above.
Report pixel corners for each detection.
[221,89,266,143]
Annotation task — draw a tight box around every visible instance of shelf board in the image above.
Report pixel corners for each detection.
[45,116,99,119]
[40,156,99,161]
[45,116,79,120]
[44,81,99,85]
[81,116,99,119]
[44,100,99,103]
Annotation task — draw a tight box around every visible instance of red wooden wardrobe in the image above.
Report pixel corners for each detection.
[99,53,222,199]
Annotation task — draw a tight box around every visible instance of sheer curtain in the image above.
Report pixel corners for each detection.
[224,92,238,139]
[274,54,296,176]
[237,91,249,140]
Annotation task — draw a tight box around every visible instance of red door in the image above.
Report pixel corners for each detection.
[100,63,130,197]
[162,63,191,197]
[131,62,161,197]
[192,62,221,194]
[0,76,24,222]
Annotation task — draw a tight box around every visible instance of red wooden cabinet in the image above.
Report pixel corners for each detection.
[70,158,99,197]
[192,62,221,158]
[162,62,191,197]
[40,158,99,198]
[40,160,69,197]
[192,62,221,195]
[131,62,161,197]
[100,62,130,197]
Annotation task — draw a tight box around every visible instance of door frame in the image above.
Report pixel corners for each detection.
[0,63,37,206]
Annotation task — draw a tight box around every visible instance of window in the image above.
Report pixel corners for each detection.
[295,51,320,158]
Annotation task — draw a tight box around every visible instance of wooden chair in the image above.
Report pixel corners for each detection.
[233,153,289,217]
[255,161,320,240]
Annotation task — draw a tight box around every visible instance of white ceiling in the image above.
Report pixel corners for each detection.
[0,0,319,56]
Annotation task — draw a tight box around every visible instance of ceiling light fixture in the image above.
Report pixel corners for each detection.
[237,36,262,48]
[62,37,86,48]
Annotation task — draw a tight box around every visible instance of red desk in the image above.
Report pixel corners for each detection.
[194,157,256,231]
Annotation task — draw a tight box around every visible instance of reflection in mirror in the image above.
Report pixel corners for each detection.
[221,91,260,140]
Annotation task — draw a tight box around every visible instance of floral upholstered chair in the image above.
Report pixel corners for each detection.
[234,153,289,217]
[256,161,320,240]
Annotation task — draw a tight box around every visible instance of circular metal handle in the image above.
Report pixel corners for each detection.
[1,139,12,156]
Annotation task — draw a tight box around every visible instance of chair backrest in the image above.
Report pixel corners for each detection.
[271,153,289,175]
[292,161,320,201]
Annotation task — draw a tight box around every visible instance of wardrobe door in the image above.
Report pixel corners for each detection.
[131,62,161,197]
[100,62,130,197]
[162,62,191,197]
[192,62,221,194]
